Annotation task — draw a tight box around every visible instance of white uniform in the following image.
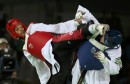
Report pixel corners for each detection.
[22,20,78,84]
[72,46,122,84]
[22,5,99,84]
[71,5,122,84]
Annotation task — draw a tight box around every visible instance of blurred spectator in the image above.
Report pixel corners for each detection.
[0,38,19,83]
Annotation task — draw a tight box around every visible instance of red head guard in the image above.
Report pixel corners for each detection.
[6,18,27,39]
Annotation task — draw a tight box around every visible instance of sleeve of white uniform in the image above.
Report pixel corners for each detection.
[102,46,122,75]
[28,20,77,35]
[71,60,81,84]
[23,51,51,84]
[77,5,99,24]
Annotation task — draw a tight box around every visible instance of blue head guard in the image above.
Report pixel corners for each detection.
[104,30,123,48]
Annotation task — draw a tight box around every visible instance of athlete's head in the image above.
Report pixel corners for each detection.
[6,18,27,39]
[104,30,123,48]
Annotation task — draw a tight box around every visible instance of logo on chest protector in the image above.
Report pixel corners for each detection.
[91,47,97,54]
[28,43,33,49]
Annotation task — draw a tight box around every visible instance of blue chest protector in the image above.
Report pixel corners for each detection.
[77,40,109,70]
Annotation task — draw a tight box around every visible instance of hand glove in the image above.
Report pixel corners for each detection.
[75,11,83,19]
[94,51,106,63]
[75,10,85,20]
[75,11,87,26]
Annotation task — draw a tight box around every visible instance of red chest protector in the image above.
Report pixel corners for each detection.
[27,32,53,61]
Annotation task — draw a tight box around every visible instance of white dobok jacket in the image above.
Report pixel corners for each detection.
[71,5,122,84]
[71,45,122,84]
[22,5,99,84]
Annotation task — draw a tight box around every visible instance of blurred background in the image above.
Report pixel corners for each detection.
[0,0,130,84]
